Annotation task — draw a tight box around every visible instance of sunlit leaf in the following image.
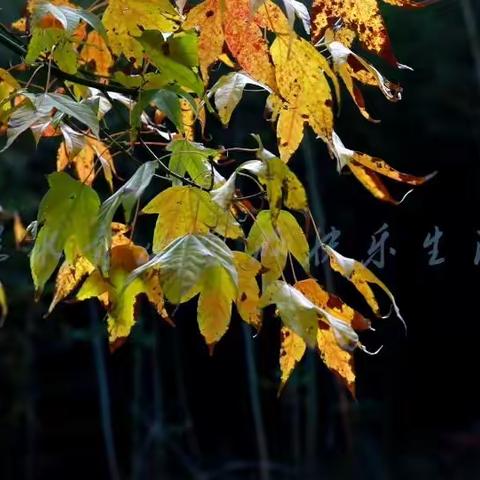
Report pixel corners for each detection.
[324,244,405,326]
[138,30,204,95]
[129,233,238,345]
[240,138,307,220]
[80,31,113,77]
[168,139,222,188]
[260,280,319,347]
[212,72,270,126]
[330,132,435,203]
[30,172,100,294]
[142,185,243,252]
[279,326,306,390]
[77,242,169,343]
[233,251,262,329]
[311,0,434,66]
[270,35,339,161]
[88,161,157,272]
[247,210,309,286]
[103,0,179,62]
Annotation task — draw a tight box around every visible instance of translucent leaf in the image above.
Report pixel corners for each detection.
[197,265,236,345]
[48,256,95,314]
[32,2,106,37]
[26,27,78,74]
[103,0,179,62]
[311,0,433,66]
[324,245,405,326]
[232,251,262,329]
[130,233,238,304]
[30,172,100,294]
[88,161,157,272]
[138,30,204,95]
[142,185,243,252]
[270,36,339,161]
[77,243,169,343]
[330,132,435,203]
[212,71,269,126]
[80,31,113,77]
[260,280,319,347]
[168,139,222,188]
[279,326,306,390]
[247,210,309,285]
[239,144,307,220]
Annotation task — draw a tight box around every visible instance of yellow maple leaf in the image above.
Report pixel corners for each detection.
[311,0,434,66]
[330,132,435,203]
[180,100,195,141]
[48,223,132,314]
[325,30,403,122]
[279,326,306,390]
[247,210,310,287]
[57,138,116,189]
[232,251,262,329]
[270,35,339,161]
[48,256,95,314]
[276,278,368,393]
[197,264,237,347]
[222,0,277,89]
[142,185,243,252]
[80,31,114,77]
[324,244,405,327]
[13,212,32,249]
[126,233,239,347]
[296,279,358,394]
[77,243,169,344]
[103,0,179,62]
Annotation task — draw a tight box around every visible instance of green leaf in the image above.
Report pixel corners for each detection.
[149,90,183,131]
[25,28,75,71]
[168,30,199,68]
[132,89,182,132]
[168,139,222,188]
[88,161,157,272]
[42,93,99,136]
[53,36,78,74]
[30,172,100,294]
[138,30,204,95]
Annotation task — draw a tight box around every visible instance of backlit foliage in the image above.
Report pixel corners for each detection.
[0,0,435,393]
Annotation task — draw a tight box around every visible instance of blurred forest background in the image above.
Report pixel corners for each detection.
[1,0,480,479]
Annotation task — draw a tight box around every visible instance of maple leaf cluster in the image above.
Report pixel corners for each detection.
[0,0,436,393]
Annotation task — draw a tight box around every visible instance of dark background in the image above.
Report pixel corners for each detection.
[1,0,480,479]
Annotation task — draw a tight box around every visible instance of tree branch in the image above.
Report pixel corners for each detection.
[0,24,139,97]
